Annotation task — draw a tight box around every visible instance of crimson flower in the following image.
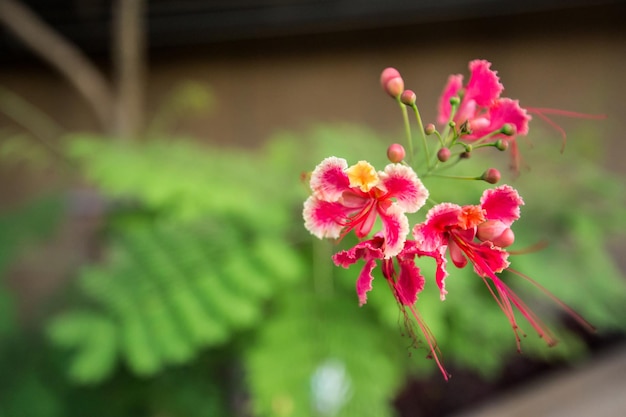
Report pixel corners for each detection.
[437,60,531,170]
[412,185,572,348]
[303,157,428,258]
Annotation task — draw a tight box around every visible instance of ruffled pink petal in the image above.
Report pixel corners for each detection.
[464,240,510,277]
[402,240,450,301]
[495,98,530,136]
[465,60,503,107]
[432,246,449,300]
[448,239,468,269]
[332,236,385,268]
[412,203,462,252]
[356,258,378,306]
[463,99,530,140]
[437,74,463,124]
[480,185,524,226]
[309,156,351,201]
[379,204,409,258]
[303,196,350,239]
[379,164,429,213]
[395,258,425,305]
[484,98,530,138]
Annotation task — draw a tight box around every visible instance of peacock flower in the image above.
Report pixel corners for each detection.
[437,60,531,171]
[303,157,428,258]
[413,185,595,349]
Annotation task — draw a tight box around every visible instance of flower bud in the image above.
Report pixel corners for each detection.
[449,96,461,106]
[387,143,406,163]
[437,147,451,162]
[495,139,509,151]
[477,220,515,247]
[380,67,404,98]
[481,168,501,184]
[400,90,416,106]
[500,123,516,136]
[424,123,436,135]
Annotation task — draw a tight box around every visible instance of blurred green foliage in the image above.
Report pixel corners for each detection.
[0,116,624,417]
[0,195,65,417]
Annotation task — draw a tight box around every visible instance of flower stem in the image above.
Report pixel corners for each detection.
[410,103,431,170]
[397,96,414,163]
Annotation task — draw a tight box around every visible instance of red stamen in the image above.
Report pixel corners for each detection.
[383,260,450,381]
[507,239,549,255]
[527,107,607,154]
[453,234,559,348]
[507,268,596,334]
[407,304,450,381]
[494,278,558,347]
[480,276,523,351]
[339,199,377,240]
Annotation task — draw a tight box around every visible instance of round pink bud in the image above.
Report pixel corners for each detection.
[437,147,451,162]
[387,143,406,163]
[482,168,501,184]
[477,220,515,247]
[424,123,436,135]
[400,90,416,106]
[380,67,404,98]
[500,123,516,136]
[495,139,509,151]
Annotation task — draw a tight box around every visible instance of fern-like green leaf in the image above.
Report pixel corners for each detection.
[47,311,118,384]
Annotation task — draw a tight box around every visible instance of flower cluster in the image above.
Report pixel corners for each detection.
[302,60,596,380]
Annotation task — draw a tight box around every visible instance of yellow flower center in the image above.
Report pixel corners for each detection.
[346,161,379,192]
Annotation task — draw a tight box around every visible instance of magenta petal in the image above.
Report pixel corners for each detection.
[356,258,378,306]
[380,164,428,213]
[309,157,351,201]
[379,204,409,258]
[466,241,510,277]
[332,237,385,268]
[412,203,462,252]
[303,196,351,239]
[449,239,468,269]
[480,185,524,226]
[465,60,503,106]
[395,258,425,305]
[432,246,450,300]
[492,98,530,136]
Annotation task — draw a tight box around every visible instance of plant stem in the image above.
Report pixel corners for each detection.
[410,103,431,170]
[397,97,414,163]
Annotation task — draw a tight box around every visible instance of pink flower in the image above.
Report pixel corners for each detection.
[303,157,428,258]
[333,236,449,380]
[413,199,509,300]
[413,186,555,345]
[413,185,595,350]
[437,60,531,170]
